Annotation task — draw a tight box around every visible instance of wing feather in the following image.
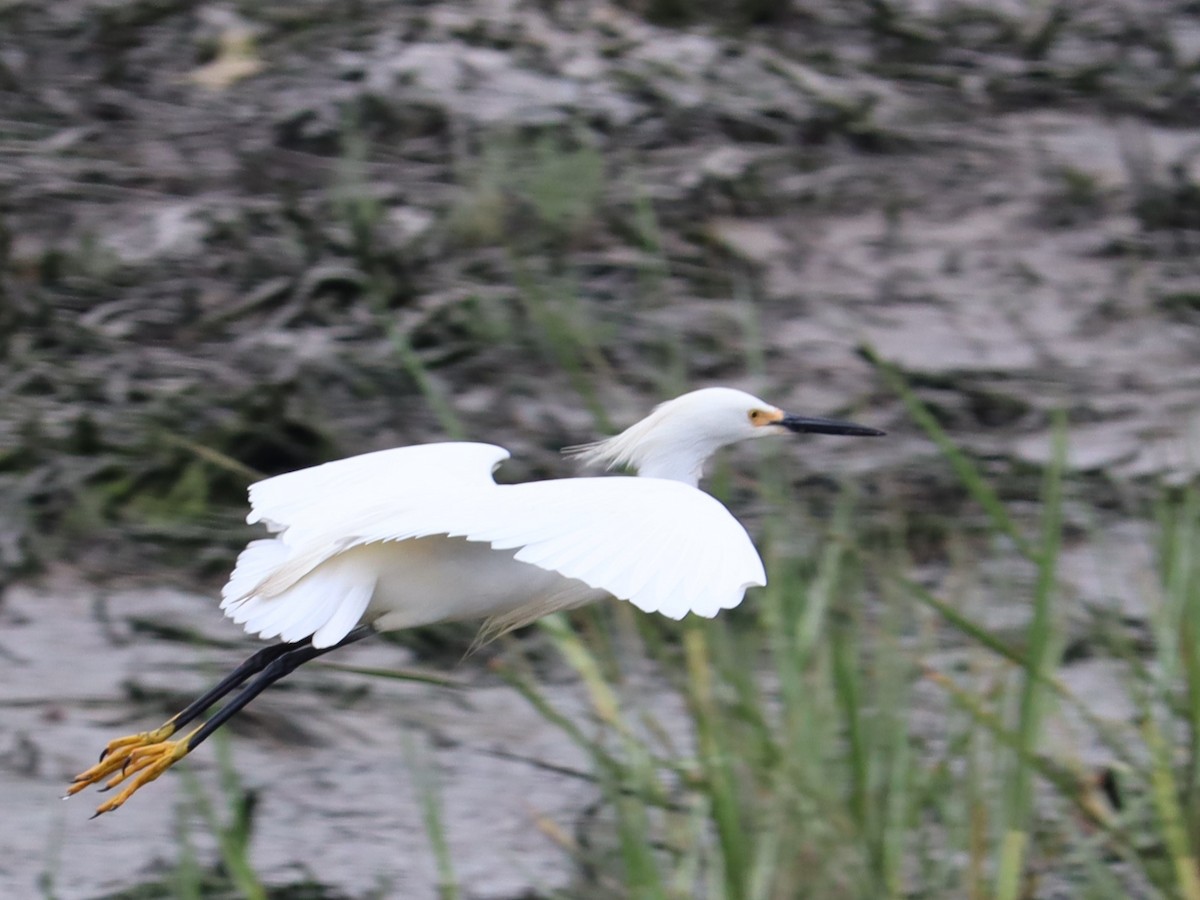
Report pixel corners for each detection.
[224,443,765,644]
[449,477,765,619]
[297,474,765,619]
[247,443,510,539]
[310,576,375,648]
[224,443,508,643]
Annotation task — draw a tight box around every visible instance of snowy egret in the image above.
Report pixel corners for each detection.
[67,387,882,815]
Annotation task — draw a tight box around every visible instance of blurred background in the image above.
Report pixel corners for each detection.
[2,0,1199,897]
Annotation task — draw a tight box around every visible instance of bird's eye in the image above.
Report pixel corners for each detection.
[748,409,764,424]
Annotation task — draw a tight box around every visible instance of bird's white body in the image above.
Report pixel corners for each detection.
[70,387,884,817]
[217,387,882,648]
[361,538,600,632]
[233,535,593,638]
[220,437,766,647]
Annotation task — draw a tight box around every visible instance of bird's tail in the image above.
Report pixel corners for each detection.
[220,539,375,648]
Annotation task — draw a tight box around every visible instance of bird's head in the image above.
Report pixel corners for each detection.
[567,387,883,486]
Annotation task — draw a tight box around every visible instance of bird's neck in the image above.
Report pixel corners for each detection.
[632,445,708,487]
[570,407,724,488]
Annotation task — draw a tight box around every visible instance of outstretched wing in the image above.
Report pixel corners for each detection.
[223,442,765,647]
[246,442,511,538]
[475,477,765,619]
[223,443,510,646]
[346,475,766,620]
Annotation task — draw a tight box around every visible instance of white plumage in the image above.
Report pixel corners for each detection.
[68,386,884,817]
[214,387,884,648]
[221,442,765,647]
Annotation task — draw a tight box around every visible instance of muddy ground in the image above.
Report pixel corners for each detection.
[1,0,1199,897]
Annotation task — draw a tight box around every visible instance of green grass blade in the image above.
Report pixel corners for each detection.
[316,661,465,689]
[684,624,748,899]
[407,735,460,900]
[904,575,1141,771]
[924,668,1116,835]
[862,343,1036,561]
[182,737,266,900]
[1144,713,1200,900]
[997,413,1067,900]
[387,327,466,440]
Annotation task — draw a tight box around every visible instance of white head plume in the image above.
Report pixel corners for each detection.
[565,387,778,486]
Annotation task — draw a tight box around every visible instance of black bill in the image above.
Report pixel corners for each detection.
[778,414,885,437]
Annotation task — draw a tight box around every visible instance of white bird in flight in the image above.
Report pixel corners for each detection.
[67,386,882,815]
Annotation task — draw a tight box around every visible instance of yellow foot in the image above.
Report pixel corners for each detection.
[88,737,193,817]
[64,722,178,804]
[90,739,192,816]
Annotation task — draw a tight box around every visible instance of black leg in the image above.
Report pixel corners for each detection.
[69,624,377,814]
[98,640,300,761]
[182,624,374,753]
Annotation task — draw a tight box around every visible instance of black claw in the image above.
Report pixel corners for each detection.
[98,747,109,763]
[89,810,103,820]
[98,783,114,793]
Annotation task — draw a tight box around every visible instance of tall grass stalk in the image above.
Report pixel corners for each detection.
[284,313,1200,897]
[510,261,612,432]
[172,801,204,900]
[182,735,266,900]
[387,328,467,440]
[995,415,1066,900]
[407,735,460,900]
[862,344,1036,561]
[491,359,1200,898]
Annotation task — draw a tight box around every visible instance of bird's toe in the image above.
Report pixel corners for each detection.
[65,722,179,801]
[88,737,192,817]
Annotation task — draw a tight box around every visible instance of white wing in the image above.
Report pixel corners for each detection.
[222,442,765,646]
[246,442,510,538]
[224,443,509,646]
[491,477,767,619]
[349,477,766,620]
